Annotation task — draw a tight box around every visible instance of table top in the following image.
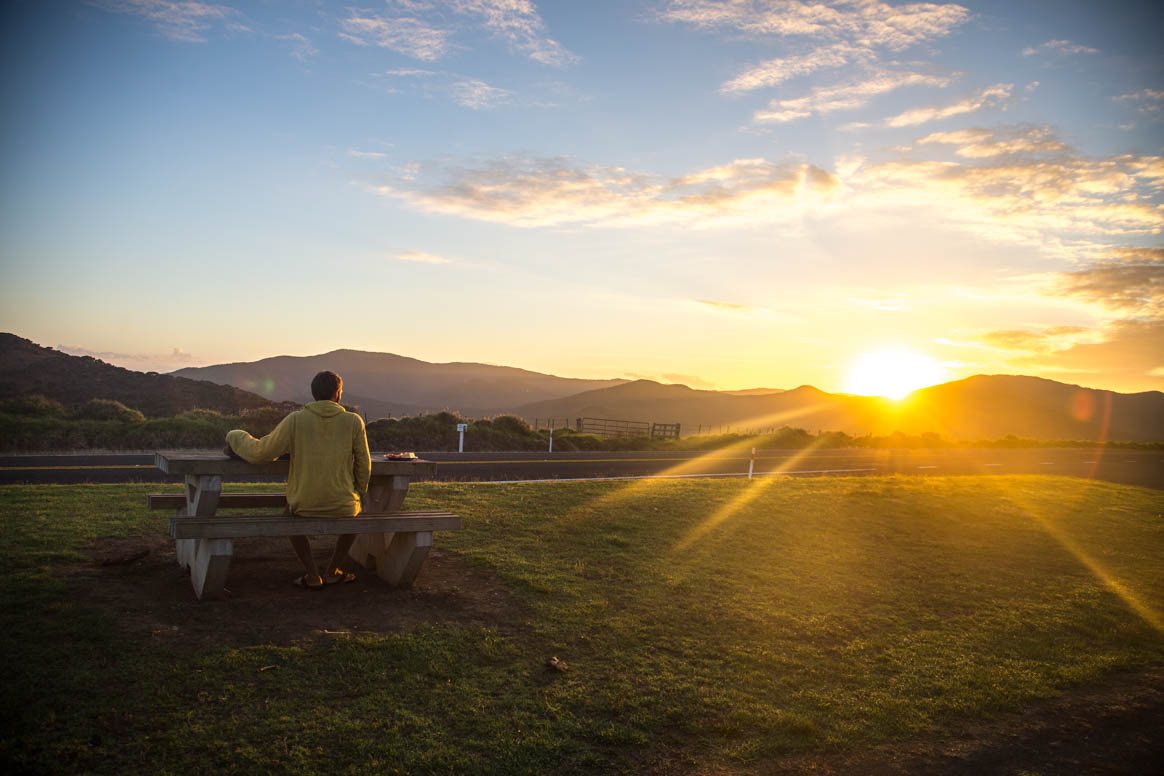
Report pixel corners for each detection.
[155,452,437,478]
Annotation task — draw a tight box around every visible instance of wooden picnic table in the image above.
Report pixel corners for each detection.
[153,452,454,599]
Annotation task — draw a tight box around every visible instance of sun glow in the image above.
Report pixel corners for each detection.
[845,348,946,399]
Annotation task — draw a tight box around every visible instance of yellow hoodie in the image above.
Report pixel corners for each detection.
[226,401,371,517]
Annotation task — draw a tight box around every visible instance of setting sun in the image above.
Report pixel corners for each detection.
[845,349,946,400]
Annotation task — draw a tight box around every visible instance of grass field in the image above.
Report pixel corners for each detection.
[1,475,1162,774]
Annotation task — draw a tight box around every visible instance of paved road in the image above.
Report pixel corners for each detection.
[2,448,1161,489]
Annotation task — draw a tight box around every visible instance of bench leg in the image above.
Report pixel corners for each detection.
[191,538,233,600]
[349,531,432,587]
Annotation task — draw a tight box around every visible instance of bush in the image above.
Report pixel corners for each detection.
[0,395,66,417]
[71,399,146,423]
[491,415,531,434]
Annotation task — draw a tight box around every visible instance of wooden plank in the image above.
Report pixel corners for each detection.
[154,452,436,479]
[149,493,287,510]
[191,538,233,600]
[378,531,432,587]
[170,512,461,539]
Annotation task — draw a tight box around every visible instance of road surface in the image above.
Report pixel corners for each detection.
[1,448,1161,489]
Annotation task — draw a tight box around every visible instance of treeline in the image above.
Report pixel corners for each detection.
[1,396,1160,452]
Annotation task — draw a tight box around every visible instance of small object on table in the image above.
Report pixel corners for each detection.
[384,452,418,460]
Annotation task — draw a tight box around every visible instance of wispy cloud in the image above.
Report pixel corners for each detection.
[395,250,455,264]
[1114,88,1164,114]
[446,0,578,66]
[884,83,1012,127]
[338,1,576,66]
[753,69,953,123]
[846,128,1164,242]
[370,155,840,228]
[450,78,512,109]
[1057,252,1164,316]
[91,0,235,43]
[377,68,513,110]
[720,43,866,93]
[1021,39,1099,57]
[339,13,453,60]
[661,0,969,49]
[660,0,969,93]
[349,148,390,159]
[695,298,754,311]
[917,124,1068,158]
[273,32,318,61]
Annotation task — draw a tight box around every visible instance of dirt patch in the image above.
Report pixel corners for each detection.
[75,534,526,650]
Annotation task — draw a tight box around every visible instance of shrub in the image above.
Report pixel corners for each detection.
[491,415,531,434]
[0,395,67,417]
[71,399,146,423]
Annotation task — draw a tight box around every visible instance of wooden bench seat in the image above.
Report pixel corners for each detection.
[161,503,461,600]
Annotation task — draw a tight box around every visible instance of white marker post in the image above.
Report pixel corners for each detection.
[548,427,554,453]
[456,423,468,453]
[749,447,755,479]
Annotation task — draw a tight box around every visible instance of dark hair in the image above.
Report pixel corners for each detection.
[311,371,343,401]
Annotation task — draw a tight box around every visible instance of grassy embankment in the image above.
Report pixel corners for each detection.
[1,475,1162,773]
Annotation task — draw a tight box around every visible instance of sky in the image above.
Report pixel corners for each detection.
[1,0,1162,395]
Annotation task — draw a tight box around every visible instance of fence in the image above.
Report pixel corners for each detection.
[575,417,682,440]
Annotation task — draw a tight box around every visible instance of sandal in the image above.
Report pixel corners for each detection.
[323,569,356,585]
[293,573,324,590]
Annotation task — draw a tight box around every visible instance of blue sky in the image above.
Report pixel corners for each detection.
[1,0,1161,394]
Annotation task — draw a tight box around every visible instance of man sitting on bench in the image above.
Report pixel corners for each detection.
[225,370,372,590]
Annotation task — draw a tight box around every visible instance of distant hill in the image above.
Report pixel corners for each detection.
[515,376,1164,442]
[0,334,273,417]
[173,349,629,419]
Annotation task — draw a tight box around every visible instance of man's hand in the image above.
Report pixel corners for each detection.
[223,445,242,460]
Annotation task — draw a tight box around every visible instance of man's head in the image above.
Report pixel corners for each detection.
[310,371,343,402]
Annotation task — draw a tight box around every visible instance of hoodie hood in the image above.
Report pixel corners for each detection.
[305,400,346,418]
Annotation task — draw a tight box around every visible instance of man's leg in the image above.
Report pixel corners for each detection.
[288,536,322,587]
[325,534,357,578]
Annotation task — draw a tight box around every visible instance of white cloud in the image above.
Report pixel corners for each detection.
[395,250,455,264]
[273,32,318,61]
[753,69,953,123]
[449,79,512,109]
[720,43,866,93]
[446,0,578,66]
[371,155,841,228]
[1021,39,1099,57]
[349,149,390,159]
[661,1,970,93]
[884,83,1012,127]
[339,2,576,66]
[917,124,1068,158]
[660,0,969,49]
[1114,88,1164,114]
[91,0,235,42]
[339,13,453,60]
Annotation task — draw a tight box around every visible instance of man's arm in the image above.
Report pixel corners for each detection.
[353,416,371,494]
[225,414,294,463]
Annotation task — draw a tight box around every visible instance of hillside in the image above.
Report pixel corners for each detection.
[0,334,273,417]
[515,376,1164,442]
[173,349,628,418]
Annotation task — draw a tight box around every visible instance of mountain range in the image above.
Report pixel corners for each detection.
[0,334,271,416]
[3,334,1161,441]
[173,350,628,419]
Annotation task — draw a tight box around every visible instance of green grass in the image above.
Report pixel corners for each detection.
[1,476,1162,773]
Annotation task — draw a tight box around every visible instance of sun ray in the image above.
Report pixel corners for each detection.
[671,436,832,554]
